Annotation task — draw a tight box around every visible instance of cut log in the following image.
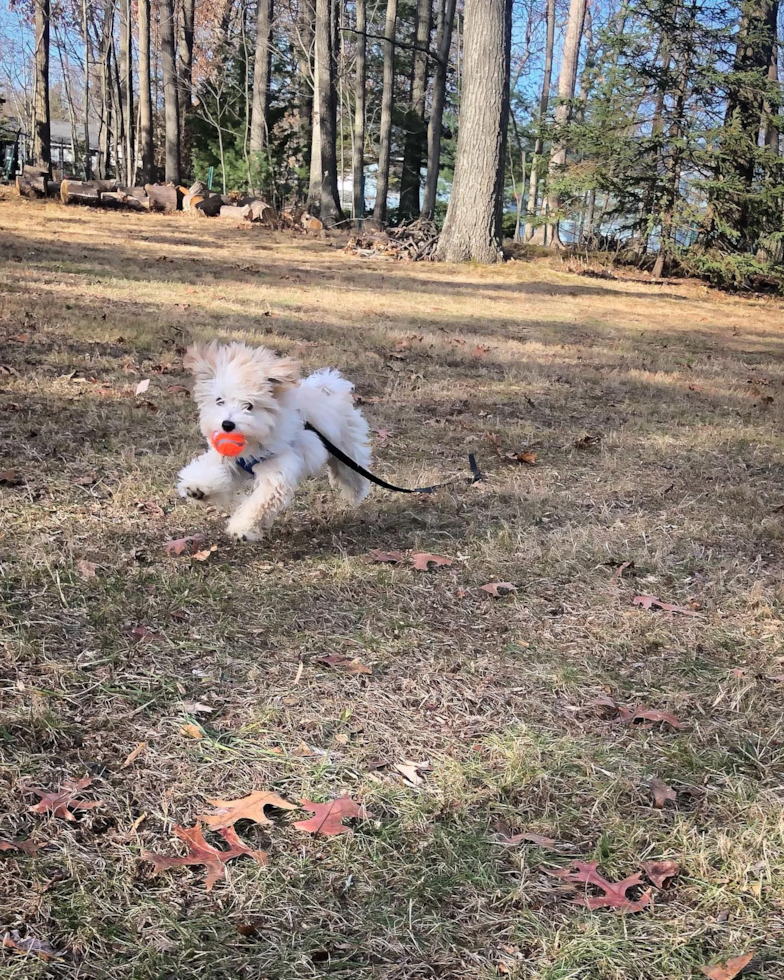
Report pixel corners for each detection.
[119,186,150,204]
[23,164,49,179]
[46,180,62,199]
[16,175,48,198]
[188,180,208,197]
[144,183,181,212]
[60,180,102,205]
[281,205,304,227]
[177,185,190,199]
[94,178,119,193]
[248,200,278,225]
[219,204,253,220]
[193,194,223,217]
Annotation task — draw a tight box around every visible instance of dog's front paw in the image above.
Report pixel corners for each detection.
[225,519,263,542]
[178,481,207,502]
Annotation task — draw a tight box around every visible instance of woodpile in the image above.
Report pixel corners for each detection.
[344,218,440,261]
[16,175,48,199]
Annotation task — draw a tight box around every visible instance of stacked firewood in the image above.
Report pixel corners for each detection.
[344,218,440,261]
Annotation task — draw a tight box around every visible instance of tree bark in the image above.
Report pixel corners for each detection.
[297,0,314,197]
[523,0,554,243]
[82,0,92,180]
[372,0,398,223]
[307,0,323,208]
[543,0,587,248]
[422,0,456,218]
[138,0,155,183]
[399,0,431,219]
[250,0,274,153]
[33,0,51,172]
[98,0,114,179]
[352,0,366,222]
[118,0,133,183]
[160,0,182,183]
[314,0,343,224]
[179,0,195,119]
[435,0,512,262]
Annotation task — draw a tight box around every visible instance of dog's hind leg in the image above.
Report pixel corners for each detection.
[325,408,372,505]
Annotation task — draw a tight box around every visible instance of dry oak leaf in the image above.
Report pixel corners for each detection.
[28,776,100,822]
[492,822,557,849]
[180,723,204,740]
[198,791,297,830]
[548,860,652,913]
[649,777,677,809]
[142,824,267,892]
[0,469,22,486]
[368,549,405,564]
[2,931,64,962]
[701,953,755,980]
[479,582,517,598]
[394,763,425,787]
[347,657,373,676]
[633,594,698,617]
[294,796,369,836]
[641,859,680,890]
[121,742,147,769]
[411,553,453,571]
[164,533,206,557]
[630,705,682,729]
[506,450,537,465]
[0,838,45,856]
[193,544,218,561]
[135,378,151,395]
[75,560,97,581]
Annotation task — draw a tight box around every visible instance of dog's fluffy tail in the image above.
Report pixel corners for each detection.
[300,368,371,505]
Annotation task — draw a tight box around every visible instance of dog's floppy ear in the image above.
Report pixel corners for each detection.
[183,342,219,381]
[268,356,300,393]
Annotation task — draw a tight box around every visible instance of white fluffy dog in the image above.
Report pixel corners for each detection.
[177,341,371,541]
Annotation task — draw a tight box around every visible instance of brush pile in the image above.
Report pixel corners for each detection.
[344,218,440,261]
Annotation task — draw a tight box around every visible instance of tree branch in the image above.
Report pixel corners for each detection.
[343,27,443,68]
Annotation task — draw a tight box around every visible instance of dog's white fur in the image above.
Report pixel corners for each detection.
[177,341,371,540]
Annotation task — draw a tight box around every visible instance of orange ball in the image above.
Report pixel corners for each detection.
[211,430,246,457]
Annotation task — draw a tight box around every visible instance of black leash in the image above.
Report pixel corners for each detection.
[304,421,470,495]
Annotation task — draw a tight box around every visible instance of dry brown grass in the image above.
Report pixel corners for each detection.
[2,190,784,979]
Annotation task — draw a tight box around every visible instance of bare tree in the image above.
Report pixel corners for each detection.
[543,0,587,248]
[160,0,182,183]
[297,0,315,193]
[523,0,554,243]
[138,0,154,183]
[399,0,431,219]
[373,0,397,223]
[352,0,366,222]
[82,0,92,179]
[97,0,114,178]
[33,0,51,172]
[117,0,133,182]
[314,0,343,223]
[179,0,196,120]
[422,0,456,218]
[435,0,512,263]
[250,0,274,155]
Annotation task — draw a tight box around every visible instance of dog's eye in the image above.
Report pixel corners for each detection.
[244,402,254,411]
[216,397,224,406]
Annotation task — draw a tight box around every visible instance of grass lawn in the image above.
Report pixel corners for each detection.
[1,190,784,979]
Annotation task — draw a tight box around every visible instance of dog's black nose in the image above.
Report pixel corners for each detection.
[221,420,236,432]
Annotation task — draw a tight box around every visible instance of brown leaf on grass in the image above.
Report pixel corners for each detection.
[137,500,165,516]
[492,822,556,849]
[2,931,64,961]
[473,344,491,357]
[479,582,517,597]
[135,378,150,395]
[164,533,206,557]
[294,797,369,836]
[701,953,755,980]
[633,594,698,616]
[575,433,602,449]
[0,838,45,856]
[198,791,297,830]
[141,824,267,892]
[649,777,677,808]
[28,776,100,822]
[75,560,97,580]
[193,544,218,561]
[505,451,537,465]
[394,763,425,787]
[316,655,372,675]
[122,742,147,769]
[641,859,679,889]
[347,657,373,676]
[411,552,453,571]
[167,384,189,394]
[180,723,204,740]
[548,861,652,913]
[372,427,392,446]
[0,469,22,486]
[368,549,405,564]
[610,561,634,586]
[630,706,682,729]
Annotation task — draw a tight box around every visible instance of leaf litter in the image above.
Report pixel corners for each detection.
[28,776,100,821]
[294,797,369,836]
[142,824,267,892]
[547,861,652,913]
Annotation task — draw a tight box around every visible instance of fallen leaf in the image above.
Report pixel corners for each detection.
[179,701,214,715]
[493,822,557,848]
[198,790,297,830]
[575,434,601,449]
[649,777,677,808]
[317,655,352,668]
[294,797,369,836]
[135,379,150,395]
[122,742,147,768]
[479,582,516,597]
[193,544,218,561]
[630,706,682,729]
[473,344,490,357]
[641,859,679,889]
[372,427,392,446]
[633,594,698,617]
[0,838,45,856]
[347,657,373,676]
[142,824,267,891]
[610,561,633,586]
[0,469,22,486]
[700,953,755,980]
[164,533,206,557]
[367,549,405,564]
[167,384,189,394]
[506,451,537,465]
[394,763,424,787]
[548,861,652,913]
[411,552,453,571]
[2,931,64,961]
[137,500,165,516]
[28,776,99,822]
[75,560,97,581]
[180,723,204,740]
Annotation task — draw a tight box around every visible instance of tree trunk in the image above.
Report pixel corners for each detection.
[352,0,366,222]
[81,0,92,180]
[179,0,195,121]
[373,0,398,223]
[118,0,133,183]
[138,0,155,183]
[422,0,456,218]
[399,0,431,219]
[315,0,343,224]
[543,0,586,249]
[160,0,182,184]
[98,0,114,179]
[298,0,314,197]
[250,0,274,154]
[435,0,512,263]
[523,0,554,243]
[307,0,323,209]
[33,0,51,173]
